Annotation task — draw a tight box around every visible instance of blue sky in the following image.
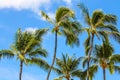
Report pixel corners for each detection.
[0,0,120,80]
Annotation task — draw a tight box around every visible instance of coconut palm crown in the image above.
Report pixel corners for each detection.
[0,28,49,80]
[53,53,83,80]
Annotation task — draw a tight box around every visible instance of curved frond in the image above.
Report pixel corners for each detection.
[89,64,98,79]
[97,24,118,32]
[71,70,86,80]
[55,7,74,23]
[63,28,79,46]
[103,14,117,24]
[84,35,91,55]
[110,54,120,63]
[108,62,114,74]
[114,65,120,74]
[91,10,104,26]
[41,11,53,23]
[34,28,48,41]
[52,67,62,75]
[98,31,109,41]
[0,50,14,59]
[78,3,90,25]
[29,48,47,57]
[109,31,120,43]
[27,58,50,71]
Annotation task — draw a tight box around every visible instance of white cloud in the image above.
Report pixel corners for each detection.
[0,0,50,11]
[25,27,38,33]
[0,0,72,21]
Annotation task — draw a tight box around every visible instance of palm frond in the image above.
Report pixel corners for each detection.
[70,57,81,71]
[41,11,53,23]
[63,28,79,46]
[91,10,104,26]
[97,31,109,41]
[78,3,90,25]
[27,58,50,71]
[82,56,88,68]
[84,35,91,55]
[55,7,74,23]
[35,28,48,41]
[52,67,63,75]
[97,24,118,32]
[109,31,120,43]
[103,14,117,24]
[110,54,120,63]
[108,62,114,74]
[71,70,86,80]
[89,64,98,79]
[0,50,14,59]
[29,48,47,57]
[114,65,120,74]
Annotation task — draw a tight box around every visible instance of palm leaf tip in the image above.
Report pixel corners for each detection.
[0,50,14,59]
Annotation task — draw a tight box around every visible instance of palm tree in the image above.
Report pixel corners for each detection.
[0,28,49,80]
[41,7,81,80]
[82,41,120,80]
[53,54,98,80]
[53,53,84,80]
[78,4,120,80]
[93,41,120,80]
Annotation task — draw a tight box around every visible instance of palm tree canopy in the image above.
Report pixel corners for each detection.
[78,3,120,55]
[0,28,49,70]
[53,53,83,79]
[93,41,120,74]
[41,7,81,46]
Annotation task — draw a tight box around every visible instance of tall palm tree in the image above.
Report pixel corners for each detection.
[53,53,84,80]
[83,41,120,80]
[78,4,120,80]
[0,28,49,80]
[41,7,81,80]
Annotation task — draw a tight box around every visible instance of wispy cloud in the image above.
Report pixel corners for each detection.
[0,0,50,11]
[0,0,73,21]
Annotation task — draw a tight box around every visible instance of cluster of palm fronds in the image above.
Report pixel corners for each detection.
[0,4,120,80]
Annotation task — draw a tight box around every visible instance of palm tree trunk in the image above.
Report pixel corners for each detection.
[46,31,58,80]
[19,61,23,80]
[87,34,94,80]
[103,68,106,80]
